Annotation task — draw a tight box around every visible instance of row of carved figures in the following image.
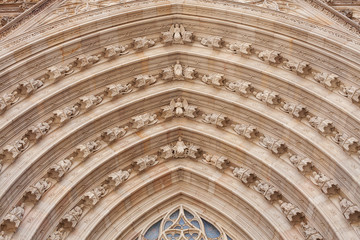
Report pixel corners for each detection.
[2,23,359,117]
[1,59,359,174]
[1,97,359,239]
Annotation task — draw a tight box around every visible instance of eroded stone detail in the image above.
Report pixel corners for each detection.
[17,78,44,95]
[106,169,131,187]
[104,45,128,58]
[24,178,52,203]
[339,85,360,103]
[226,42,252,54]
[133,37,156,50]
[1,204,25,233]
[254,180,281,201]
[82,185,108,206]
[332,133,359,153]
[258,50,282,64]
[313,72,340,90]
[59,206,83,230]
[289,154,313,173]
[161,61,196,81]
[101,126,128,143]
[48,158,73,180]
[259,135,287,155]
[133,155,158,171]
[47,65,74,81]
[105,83,132,98]
[254,90,281,105]
[200,36,223,48]
[225,81,254,96]
[79,95,103,109]
[202,113,229,127]
[0,138,29,163]
[280,102,308,118]
[161,98,198,119]
[161,24,193,44]
[300,222,323,240]
[53,104,80,123]
[279,200,305,223]
[233,124,259,140]
[160,137,201,159]
[339,197,360,223]
[26,121,51,141]
[232,167,257,184]
[74,140,101,160]
[307,116,335,135]
[133,75,157,88]
[48,228,66,240]
[201,73,225,86]
[131,113,158,129]
[310,171,339,195]
[282,60,311,75]
[202,154,229,170]
[0,92,19,112]
[75,55,100,69]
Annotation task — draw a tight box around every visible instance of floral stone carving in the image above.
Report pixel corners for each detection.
[133,155,159,171]
[160,137,201,159]
[202,154,229,170]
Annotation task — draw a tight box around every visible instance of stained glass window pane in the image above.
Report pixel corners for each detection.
[202,218,221,238]
[144,219,161,240]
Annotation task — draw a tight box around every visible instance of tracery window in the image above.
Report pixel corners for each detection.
[137,205,233,240]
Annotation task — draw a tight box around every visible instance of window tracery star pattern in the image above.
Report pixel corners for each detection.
[139,206,232,240]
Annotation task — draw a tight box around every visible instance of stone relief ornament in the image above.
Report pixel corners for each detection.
[339,197,360,222]
[103,45,128,58]
[79,95,103,109]
[48,158,73,180]
[161,61,197,81]
[161,24,193,44]
[75,54,100,69]
[47,64,74,81]
[282,60,311,75]
[258,50,282,64]
[280,102,308,118]
[47,228,66,240]
[339,85,360,103]
[331,132,359,153]
[105,83,132,98]
[233,124,260,140]
[254,90,281,105]
[0,92,19,112]
[225,81,254,96]
[254,180,281,201]
[131,113,158,129]
[232,167,257,184]
[133,37,156,50]
[259,135,287,155]
[106,169,131,187]
[200,35,223,48]
[255,0,280,11]
[101,126,128,143]
[26,121,51,141]
[82,185,109,206]
[202,113,229,127]
[202,154,229,170]
[160,137,201,159]
[279,200,305,223]
[307,116,335,135]
[133,155,159,171]
[0,231,9,240]
[313,72,340,90]
[17,78,44,95]
[53,104,81,123]
[310,171,339,195]
[0,138,29,162]
[161,98,198,119]
[1,204,25,232]
[201,73,226,86]
[300,222,323,240]
[74,140,101,160]
[133,74,157,88]
[226,42,252,55]
[288,154,313,173]
[23,178,52,203]
[60,206,83,230]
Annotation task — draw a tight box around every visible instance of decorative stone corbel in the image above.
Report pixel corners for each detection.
[82,185,109,206]
[310,171,339,195]
[75,54,101,69]
[48,158,73,180]
[288,153,313,173]
[202,113,229,127]
[133,155,158,171]
[133,74,157,88]
[202,154,229,170]
[232,124,259,140]
[161,24,193,44]
[339,85,360,103]
[161,98,198,119]
[79,95,103,110]
[131,113,158,129]
[232,167,257,184]
[59,205,83,230]
[307,115,335,135]
[47,64,74,81]
[74,140,101,160]
[101,126,128,143]
[201,73,225,86]
[0,137,29,163]
[226,42,252,55]
[280,102,308,118]
[104,45,128,58]
[106,169,131,187]
[254,90,281,105]
[258,50,282,64]
[17,78,44,95]
[339,197,360,223]
[282,60,311,75]
[47,228,67,240]
[254,180,281,201]
[23,178,52,203]
[313,72,340,90]
[199,36,223,48]
[1,204,25,233]
[133,37,156,50]
[0,92,20,112]
[225,81,254,96]
[300,222,323,240]
[26,121,52,141]
[279,200,305,223]
[105,83,132,98]
[53,104,81,123]
[259,135,287,155]
[331,132,359,153]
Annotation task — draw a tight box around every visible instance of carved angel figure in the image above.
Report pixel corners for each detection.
[161,24,193,44]
[200,36,223,48]
[300,222,323,240]
[79,95,103,109]
[174,61,183,79]
[48,158,72,179]
[310,171,339,195]
[75,140,101,160]
[53,104,80,123]
[254,180,281,201]
[106,169,131,187]
[24,178,52,202]
[289,154,313,173]
[282,60,311,75]
[202,113,229,127]
[226,42,252,55]
[201,73,225,86]
[133,155,158,171]
[258,50,282,64]
[26,122,51,141]
[339,85,360,103]
[106,83,132,98]
[339,197,360,222]
[82,185,108,206]
[17,78,44,95]
[60,206,83,230]
[233,124,259,140]
[279,200,304,223]
[133,37,155,50]
[0,92,19,112]
[202,154,229,170]
[104,45,128,58]
[232,167,257,184]
[162,61,196,81]
[76,54,100,69]
[259,136,287,155]
[332,133,359,153]
[313,72,340,90]
[47,65,73,80]
[2,204,25,232]
[101,126,128,143]
[160,137,201,159]
[280,102,308,118]
[225,81,253,96]
[161,98,198,119]
[1,138,29,162]
[133,75,157,88]
[48,228,66,240]
[131,113,158,129]
[255,90,281,105]
[308,116,335,135]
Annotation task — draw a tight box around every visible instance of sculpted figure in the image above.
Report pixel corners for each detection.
[60,206,83,230]
[200,36,223,48]
[255,90,281,105]
[232,167,257,184]
[202,154,229,170]
[280,102,308,118]
[2,204,25,232]
[339,85,360,103]
[307,116,335,135]
[201,73,225,86]
[226,42,252,55]
[282,60,311,75]
[258,50,282,64]
[279,200,304,223]
[75,140,101,160]
[133,155,158,171]
[48,158,72,179]
[289,154,313,173]
[104,45,128,58]
[53,104,80,123]
[47,65,73,80]
[131,113,158,129]
[26,121,51,141]
[310,171,339,195]
[76,54,100,69]
[225,81,253,96]
[1,138,29,162]
[160,137,200,159]
[313,72,340,90]
[339,197,360,222]
[300,222,323,240]
[161,24,193,44]
[17,78,44,95]
[0,92,19,112]
[48,228,66,240]
[233,124,259,140]
[161,61,196,81]
[259,135,287,155]
[106,83,132,98]
[82,185,108,206]
[332,132,359,153]
[133,75,157,88]
[106,169,131,187]
[254,180,281,201]
[101,126,128,143]
[79,95,103,109]
[202,113,229,127]
[24,178,52,202]
[161,98,198,119]
[133,37,155,50]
